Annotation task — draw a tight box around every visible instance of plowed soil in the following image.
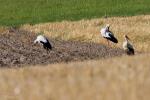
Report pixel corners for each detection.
[0,28,124,67]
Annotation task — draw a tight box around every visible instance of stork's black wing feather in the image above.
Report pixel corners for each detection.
[127,47,134,55]
[105,33,118,43]
[40,39,52,50]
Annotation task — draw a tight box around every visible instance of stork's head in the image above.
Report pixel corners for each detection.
[124,35,130,40]
[106,24,110,27]
[33,39,40,46]
[106,24,110,30]
[34,39,38,44]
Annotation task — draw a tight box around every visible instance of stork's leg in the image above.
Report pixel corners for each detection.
[43,45,46,49]
[102,38,106,45]
[105,39,109,53]
[47,50,49,54]
[104,39,108,46]
[113,43,116,48]
[46,48,49,54]
[47,47,50,53]
[107,40,110,46]
[109,42,114,48]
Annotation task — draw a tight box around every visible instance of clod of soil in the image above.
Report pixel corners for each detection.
[0,29,124,67]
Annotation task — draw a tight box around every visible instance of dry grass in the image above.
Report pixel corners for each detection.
[21,15,150,52]
[0,54,150,100]
[0,26,8,34]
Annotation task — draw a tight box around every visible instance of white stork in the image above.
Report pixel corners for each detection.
[123,35,134,55]
[34,35,52,50]
[100,24,118,45]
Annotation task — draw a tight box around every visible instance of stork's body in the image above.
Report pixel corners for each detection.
[34,35,52,50]
[100,24,118,45]
[123,35,134,55]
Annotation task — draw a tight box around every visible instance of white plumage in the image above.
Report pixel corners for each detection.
[100,24,110,37]
[100,24,118,44]
[34,35,52,50]
[34,35,47,44]
[123,35,134,55]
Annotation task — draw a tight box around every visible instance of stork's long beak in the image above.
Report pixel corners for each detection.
[126,35,130,40]
[106,24,110,31]
[124,35,131,41]
[106,24,110,27]
[33,41,37,46]
[32,43,36,46]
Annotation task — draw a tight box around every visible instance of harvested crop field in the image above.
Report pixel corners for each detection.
[0,28,124,67]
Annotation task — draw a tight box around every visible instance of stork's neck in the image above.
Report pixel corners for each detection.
[106,26,109,31]
[125,38,129,42]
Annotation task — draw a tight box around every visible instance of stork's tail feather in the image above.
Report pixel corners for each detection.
[46,39,52,50]
[40,41,52,50]
[106,36,118,43]
[126,48,134,55]
[45,42,52,50]
[47,43,52,50]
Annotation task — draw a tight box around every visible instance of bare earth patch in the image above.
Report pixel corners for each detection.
[0,29,124,67]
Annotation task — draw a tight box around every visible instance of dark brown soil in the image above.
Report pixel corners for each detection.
[0,29,124,67]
